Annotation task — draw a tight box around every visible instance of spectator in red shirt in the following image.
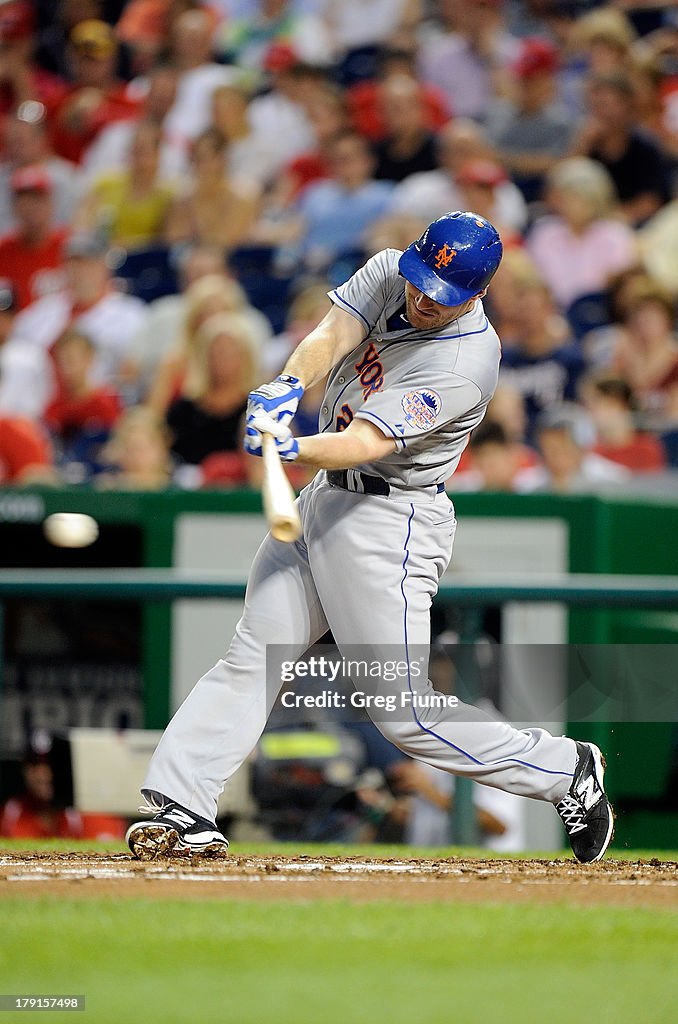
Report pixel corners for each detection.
[50,19,140,164]
[0,164,68,308]
[10,229,149,407]
[450,421,527,493]
[582,373,666,473]
[373,75,439,183]
[0,413,55,485]
[281,84,349,197]
[44,326,122,479]
[0,0,67,132]
[347,47,449,143]
[0,738,83,840]
[0,731,125,841]
[0,102,81,235]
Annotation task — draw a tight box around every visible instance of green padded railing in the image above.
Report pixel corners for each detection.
[1,570,677,848]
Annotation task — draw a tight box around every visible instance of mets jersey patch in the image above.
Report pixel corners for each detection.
[401,389,442,430]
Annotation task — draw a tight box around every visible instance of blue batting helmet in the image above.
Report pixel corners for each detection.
[398,211,503,306]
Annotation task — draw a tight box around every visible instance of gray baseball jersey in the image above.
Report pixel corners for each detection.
[324,248,501,487]
[143,247,578,825]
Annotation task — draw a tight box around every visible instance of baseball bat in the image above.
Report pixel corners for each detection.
[261,432,302,543]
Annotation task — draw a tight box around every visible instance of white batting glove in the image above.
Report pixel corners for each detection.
[244,413,300,462]
[246,374,304,427]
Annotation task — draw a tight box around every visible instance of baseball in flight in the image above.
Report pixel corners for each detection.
[43,512,99,548]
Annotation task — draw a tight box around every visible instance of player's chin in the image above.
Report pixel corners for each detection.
[410,310,441,328]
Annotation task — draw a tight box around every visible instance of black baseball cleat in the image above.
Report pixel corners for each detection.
[126,795,229,861]
[555,741,615,863]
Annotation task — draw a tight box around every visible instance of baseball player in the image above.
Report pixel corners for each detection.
[127,212,614,863]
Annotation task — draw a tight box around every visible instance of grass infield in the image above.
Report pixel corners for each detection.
[2,842,677,1024]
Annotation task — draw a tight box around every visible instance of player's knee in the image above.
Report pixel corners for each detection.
[372,717,426,753]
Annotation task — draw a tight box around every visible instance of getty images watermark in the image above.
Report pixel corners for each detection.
[280,655,458,713]
[265,643,678,724]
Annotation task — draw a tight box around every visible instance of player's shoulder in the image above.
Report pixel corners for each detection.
[446,302,502,390]
[368,247,403,275]
[340,248,403,292]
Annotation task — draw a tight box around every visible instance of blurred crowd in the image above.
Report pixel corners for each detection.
[1,0,678,494]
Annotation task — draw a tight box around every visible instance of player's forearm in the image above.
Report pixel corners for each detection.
[283,306,365,388]
[284,325,338,389]
[296,426,395,469]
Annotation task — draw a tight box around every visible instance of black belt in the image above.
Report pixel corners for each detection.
[327,470,444,496]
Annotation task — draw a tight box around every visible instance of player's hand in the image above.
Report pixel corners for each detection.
[244,413,300,462]
[246,375,304,427]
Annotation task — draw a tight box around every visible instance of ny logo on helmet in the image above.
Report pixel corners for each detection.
[434,244,457,270]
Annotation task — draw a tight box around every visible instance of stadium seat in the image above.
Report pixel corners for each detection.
[565,291,611,340]
[228,246,294,334]
[112,246,179,303]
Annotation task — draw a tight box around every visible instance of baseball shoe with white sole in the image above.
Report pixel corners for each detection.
[555,741,615,863]
[126,795,229,861]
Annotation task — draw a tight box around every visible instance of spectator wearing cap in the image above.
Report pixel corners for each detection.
[388,118,527,235]
[74,120,176,249]
[526,156,637,312]
[0,165,68,309]
[243,46,317,174]
[217,0,332,75]
[35,0,104,80]
[498,274,585,441]
[161,8,239,149]
[581,373,666,474]
[417,0,521,120]
[36,0,134,82]
[0,0,67,130]
[0,279,54,418]
[569,70,671,226]
[9,230,148,408]
[0,103,81,235]
[373,76,438,183]
[517,402,630,494]
[455,158,521,247]
[486,36,575,202]
[49,19,140,164]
